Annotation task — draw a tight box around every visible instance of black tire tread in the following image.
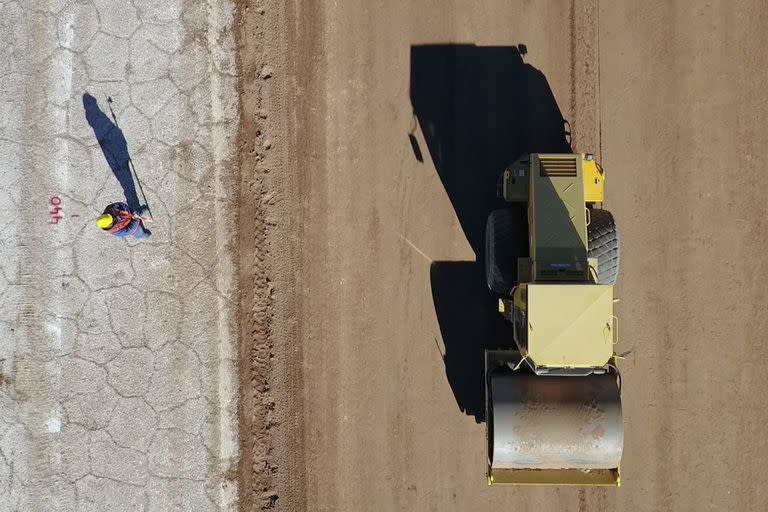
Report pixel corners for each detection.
[486,209,518,295]
[587,208,620,285]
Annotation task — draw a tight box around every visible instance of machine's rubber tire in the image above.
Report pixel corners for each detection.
[485,208,522,295]
[587,208,620,285]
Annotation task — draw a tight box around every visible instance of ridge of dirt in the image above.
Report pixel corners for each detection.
[234,0,316,510]
[234,1,279,509]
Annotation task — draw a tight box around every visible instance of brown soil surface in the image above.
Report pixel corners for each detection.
[236,1,768,510]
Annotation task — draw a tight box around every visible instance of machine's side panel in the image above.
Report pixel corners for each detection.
[530,154,588,281]
[502,158,531,201]
[582,154,605,203]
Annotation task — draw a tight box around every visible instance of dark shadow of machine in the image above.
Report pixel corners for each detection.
[410,44,571,421]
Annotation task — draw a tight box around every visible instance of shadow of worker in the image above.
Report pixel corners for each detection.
[83,93,141,212]
[410,44,571,421]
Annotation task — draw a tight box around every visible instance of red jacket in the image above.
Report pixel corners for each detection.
[103,202,142,237]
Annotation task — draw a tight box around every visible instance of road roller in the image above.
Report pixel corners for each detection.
[484,153,623,486]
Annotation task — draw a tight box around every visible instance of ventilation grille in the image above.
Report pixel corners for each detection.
[540,157,577,177]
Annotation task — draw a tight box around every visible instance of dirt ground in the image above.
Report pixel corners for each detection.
[236,1,768,511]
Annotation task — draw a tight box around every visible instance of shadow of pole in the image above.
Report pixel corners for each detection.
[82,93,142,212]
[410,44,571,421]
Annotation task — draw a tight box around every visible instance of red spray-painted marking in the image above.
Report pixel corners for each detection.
[49,196,81,223]
[49,196,63,224]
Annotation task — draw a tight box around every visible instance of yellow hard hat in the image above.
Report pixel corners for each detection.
[96,213,114,229]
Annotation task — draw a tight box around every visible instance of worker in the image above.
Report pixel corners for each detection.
[96,202,151,238]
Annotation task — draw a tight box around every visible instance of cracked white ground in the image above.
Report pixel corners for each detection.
[0,1,239,510]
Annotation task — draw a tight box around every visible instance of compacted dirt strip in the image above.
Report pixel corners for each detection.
[235,1,768,511]
[235,0,604,510]
[600,2,768,510]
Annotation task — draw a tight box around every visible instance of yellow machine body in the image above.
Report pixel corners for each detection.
[502,153,604,205]
[516,283,614,368]
[487,153,622,487]
[582,155,604,202]
[489,468,620,486]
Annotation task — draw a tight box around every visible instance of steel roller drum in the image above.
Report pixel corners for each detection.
[490,372,623,470]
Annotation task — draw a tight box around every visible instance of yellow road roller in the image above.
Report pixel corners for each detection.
[484,153,622,486]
